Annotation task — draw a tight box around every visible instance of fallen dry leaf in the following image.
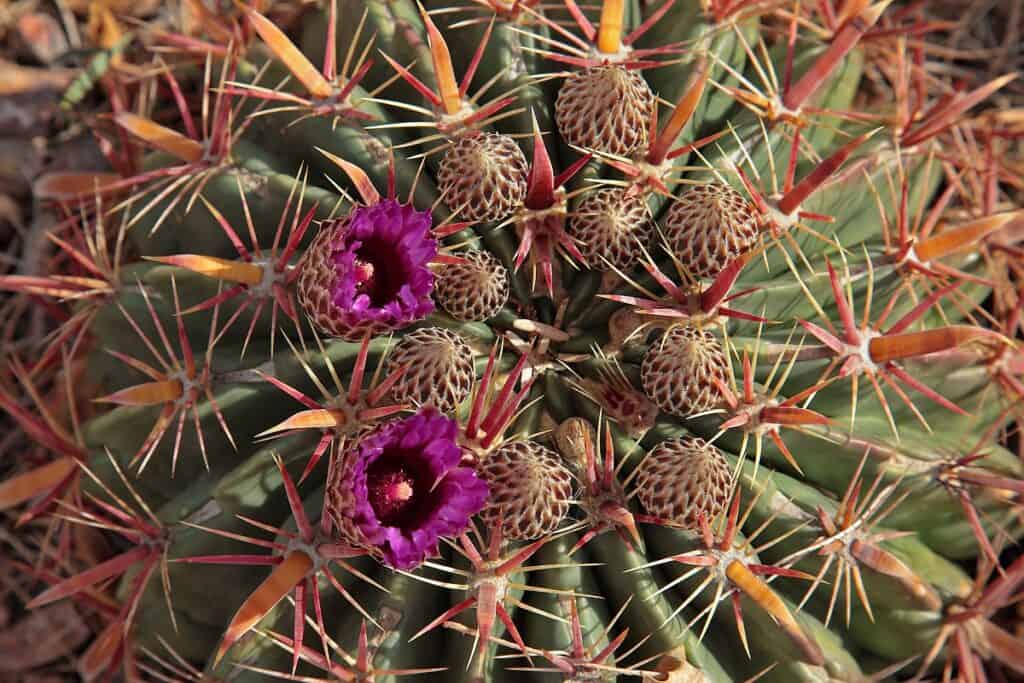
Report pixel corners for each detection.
[17,13,70,65]
[0,602,91,671]
[0,61,75,97]
[64,0,162,18]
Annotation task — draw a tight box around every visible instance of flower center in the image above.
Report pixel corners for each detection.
[351,237,409,306]
[365,448,438,528]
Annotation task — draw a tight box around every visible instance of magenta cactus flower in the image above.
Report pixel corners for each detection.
[346,409,488,569]
[297,198,436,340]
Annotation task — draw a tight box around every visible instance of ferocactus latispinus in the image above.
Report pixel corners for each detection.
[8,0,1024,680]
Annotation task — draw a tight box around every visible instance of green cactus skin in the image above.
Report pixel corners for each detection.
[6,1,1024,682]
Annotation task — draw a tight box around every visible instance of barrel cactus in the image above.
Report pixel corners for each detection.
[3,0,1023,681]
